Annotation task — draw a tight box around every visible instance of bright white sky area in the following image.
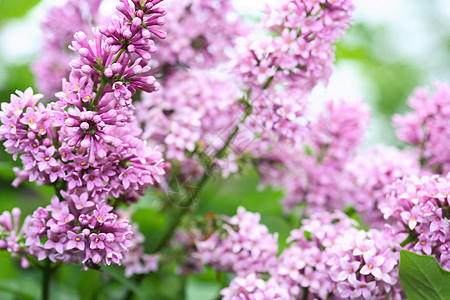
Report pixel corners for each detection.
[0,0,449,145]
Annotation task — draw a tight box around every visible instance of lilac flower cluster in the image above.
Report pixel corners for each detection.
[232,0,354,93]
[221,273,290,300]
[195,207,278,275]
[137,68,243,179]
[381,173,450,270]
[33,0,104,97]
[0,0,168,270]
[0,81,163,205]
[272,211,357,298]
[256,99,370,213]
[240,88,307,155]
[24,195,133,268]
[212,210,402,299]
[393,83,450,174]
[0,208,30,268]
[151,0,245,69]
[326,228,403,299]
[346,146,421,227]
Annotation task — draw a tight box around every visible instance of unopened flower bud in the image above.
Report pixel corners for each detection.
[80,122,90,131]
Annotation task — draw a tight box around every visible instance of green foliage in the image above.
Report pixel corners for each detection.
[0,0,40,21]
[0,253,40,299]
[399,250,450,300]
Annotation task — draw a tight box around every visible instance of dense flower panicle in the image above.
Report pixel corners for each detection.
[0,0,167,197]
[0,88,65,180]
[272,211,402,299]
[221,273,290,300]
[256,99,369,213]
[381,173,450,270]
[0,208,31,268]
[0,0,167,270]
[151,0,245,70]
[137,68,244,178]
[327,229,403,299]
[24,195,134,269]
[33,0,104,97]
[346,146,421,227]
[308,100,370,161]
[393,83,450,174]
[68,0,167,98]
[0,87,164,204]
[231,0,354,93]
[195,207,278,275]
[272,211,356,298]
[239,88,307,156]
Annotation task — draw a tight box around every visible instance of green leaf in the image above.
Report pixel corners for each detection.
[399,250,450,300]
[0,0,41,20]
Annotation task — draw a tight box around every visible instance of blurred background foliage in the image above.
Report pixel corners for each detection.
[0,0,449,299]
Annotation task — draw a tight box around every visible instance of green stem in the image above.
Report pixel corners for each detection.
[90,48,126,108]
[302,287,309,300]
[41,260,52,300]
[262,75,274,90]
[90,77,108,108]
[113,48,125,64]
[400,232,418,247]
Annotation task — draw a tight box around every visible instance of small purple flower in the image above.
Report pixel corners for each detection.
[66,231,85,251]
[44,231,66,254]
[70,192,94,210]
[35,146,57,172]
[83,170,103,191]
[118,167,138,189]
[19,107,41,130]
[334,259,360,282]
[360,255,385,279]
[89,233,106,250]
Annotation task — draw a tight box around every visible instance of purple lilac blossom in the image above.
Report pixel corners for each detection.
[253,99,370,213]
[24,195,134,269]
[0,208,31,268]
[346,146,422,228]
[195,206,278,276]
[393,83,450,174]
[272,211,403,299]
[381,173,450,270]
[151,0,246,70]
[220,273,290,300]
[137,68,244,179]
[33,0,105,97]
[0,0,167,269]
[231,0,355,94]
